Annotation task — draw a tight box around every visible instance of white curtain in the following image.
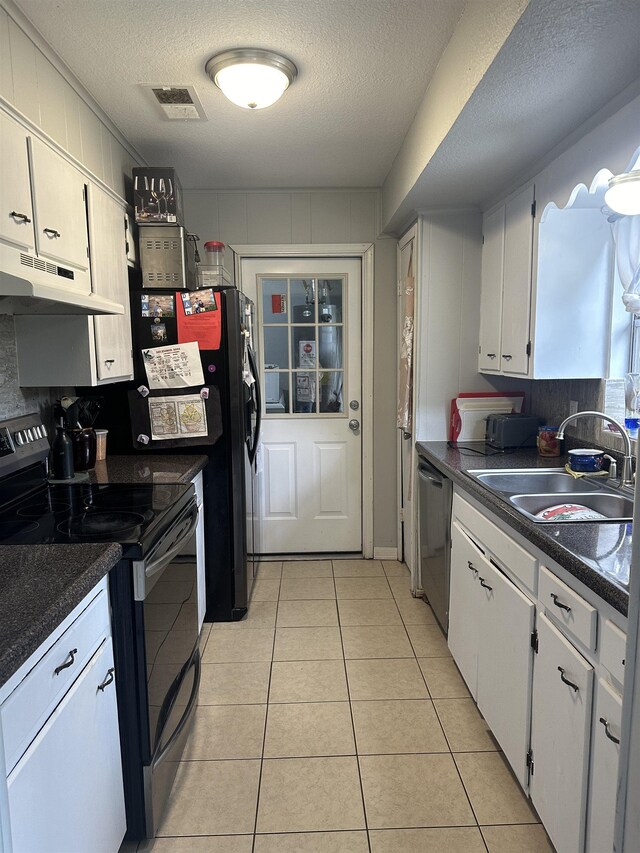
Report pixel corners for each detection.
[397,246,414,434]
[612,214,640,313]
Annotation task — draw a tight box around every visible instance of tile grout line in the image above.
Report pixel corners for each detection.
[333,559,373,853]
[250,570,281,852]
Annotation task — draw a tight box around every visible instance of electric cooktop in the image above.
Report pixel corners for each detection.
[0,481,192,556]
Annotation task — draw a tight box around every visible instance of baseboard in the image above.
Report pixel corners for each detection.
[373,547,398,560]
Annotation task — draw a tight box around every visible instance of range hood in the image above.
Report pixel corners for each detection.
[0,269,124,316]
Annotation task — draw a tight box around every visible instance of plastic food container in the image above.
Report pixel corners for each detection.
[535,503,606,522]
[537,425,560,457]
[95,429,108,462]
[568,448,605,472]
[203,241,225,267]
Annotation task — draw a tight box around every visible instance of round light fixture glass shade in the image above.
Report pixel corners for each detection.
[205,49,297,110]
[605,170,640,216]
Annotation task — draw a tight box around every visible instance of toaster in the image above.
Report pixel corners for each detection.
[486,413,542,449]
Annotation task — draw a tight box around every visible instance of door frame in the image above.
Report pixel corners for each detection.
[232,242,375,558]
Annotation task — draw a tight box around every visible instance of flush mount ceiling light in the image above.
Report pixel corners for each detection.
[205,48,297,110]
[605,152,640,216]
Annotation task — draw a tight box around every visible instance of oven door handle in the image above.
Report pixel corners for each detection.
[152,648,201,769]
[145,505,199,580]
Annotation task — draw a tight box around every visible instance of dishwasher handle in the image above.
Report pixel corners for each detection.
[418,465,444,488]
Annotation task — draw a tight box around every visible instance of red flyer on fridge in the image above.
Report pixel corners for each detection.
[176,289,222,350]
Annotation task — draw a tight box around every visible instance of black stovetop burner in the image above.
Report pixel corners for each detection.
[0,478,192,557]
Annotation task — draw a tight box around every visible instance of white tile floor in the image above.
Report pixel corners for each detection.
[138,560,555,853]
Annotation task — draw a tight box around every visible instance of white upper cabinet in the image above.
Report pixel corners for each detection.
[0,111,34,252]
[89,184,133,382]
[478,206,505,372]
[15,183,133,386]
[479,169,629,380]
[478,185,534,377]
[28,135,89,276]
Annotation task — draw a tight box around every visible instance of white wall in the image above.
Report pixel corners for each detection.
[184,188,399,551]
[413,210,521,442]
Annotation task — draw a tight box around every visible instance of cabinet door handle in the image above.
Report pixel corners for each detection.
[43,227,61,238]
[479,577,493,591]
[501,354,513,361]
[467,560,478,575]
[97,667,115,692]
[104,359,115,367]
[558,666,579,693]
[10,210,31,223]
[486,353,496,359]
[599,716,620,745]
[550,593,571,613]
[54,648,78,675]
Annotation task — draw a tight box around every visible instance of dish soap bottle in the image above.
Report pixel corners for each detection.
[51,422,74,480]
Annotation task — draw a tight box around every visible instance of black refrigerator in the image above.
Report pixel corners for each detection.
[95,285,261,622]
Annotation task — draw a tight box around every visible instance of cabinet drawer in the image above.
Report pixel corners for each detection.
[1,588,110,774]
[453,494,537,591]
[601,619,626,687]
[539,565,597,651]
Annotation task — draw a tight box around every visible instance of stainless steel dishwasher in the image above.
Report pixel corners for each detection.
[417,457,453,634]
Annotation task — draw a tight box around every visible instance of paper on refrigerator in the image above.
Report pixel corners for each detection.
[142,341,204,389]
[148,395,208,440]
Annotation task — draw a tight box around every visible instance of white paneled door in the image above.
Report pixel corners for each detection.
[241,258,362,553]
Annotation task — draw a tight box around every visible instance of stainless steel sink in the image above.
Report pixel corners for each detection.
[470,469,603,494]
[509,493,634,523]
[467,468,634,523]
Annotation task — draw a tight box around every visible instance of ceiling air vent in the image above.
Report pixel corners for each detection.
[142,84,207,120]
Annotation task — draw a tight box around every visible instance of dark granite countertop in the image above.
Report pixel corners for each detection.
[416,442,629,617]
[0,543,122,689]
[88,454,207,485]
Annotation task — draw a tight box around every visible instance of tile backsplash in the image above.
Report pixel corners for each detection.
[0,316,66,426]
[529,378,627,452]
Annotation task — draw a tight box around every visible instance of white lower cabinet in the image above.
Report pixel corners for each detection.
[476,557,535,788]
[449,521,535,786]
[587,678,623,853]
[449,491,627,853]
[530,612,594,853]
[448,522,481,696]
[7,640,125,853]
[0,578,125,853]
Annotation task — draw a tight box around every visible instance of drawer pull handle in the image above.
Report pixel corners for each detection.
[550,593,571,613]
[558,666,579,693]
[10,211,31,223]
[43,227,61,238]
[479,578,493,591]
[54,648,78,676]
[486,353,496,359]
[467,560,478,575]
[599,717,620,745]
[97,668,115,692]
[502,354,513,361]
[104,359,115,366]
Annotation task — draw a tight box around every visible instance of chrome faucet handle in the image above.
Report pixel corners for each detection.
[605,456,617,482]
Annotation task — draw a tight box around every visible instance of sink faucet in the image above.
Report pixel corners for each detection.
[556,410,634,488]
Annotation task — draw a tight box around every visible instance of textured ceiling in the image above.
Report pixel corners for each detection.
[13,0,466,189]
[385,0,640,227]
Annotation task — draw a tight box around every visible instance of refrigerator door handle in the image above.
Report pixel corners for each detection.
[247,346,262,466]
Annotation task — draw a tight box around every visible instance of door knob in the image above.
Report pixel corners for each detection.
[349,419,360,432]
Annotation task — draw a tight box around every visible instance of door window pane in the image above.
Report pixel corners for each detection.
[318,279,342,323]
[290,279,316,324]
[264,371,290,413]
[319,372,344,413]
[264,326,289,369]
[292,327,317,369]
[262,279,288,324]
[318,325,342,370]
[293,372,316,414]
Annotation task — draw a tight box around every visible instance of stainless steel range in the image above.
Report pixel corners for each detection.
[0,412,200,841]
